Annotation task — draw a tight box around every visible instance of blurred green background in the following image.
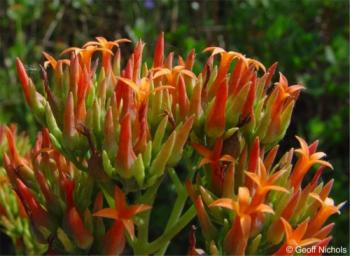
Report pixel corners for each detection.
[0,0,348,254]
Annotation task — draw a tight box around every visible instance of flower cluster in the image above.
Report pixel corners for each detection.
[1,126,151,254]
[0,125,45,254]
[187,136,344,255]
[0,33,343,255]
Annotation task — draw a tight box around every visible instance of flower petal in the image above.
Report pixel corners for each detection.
[93,208,119,220]
[209,198,234,210]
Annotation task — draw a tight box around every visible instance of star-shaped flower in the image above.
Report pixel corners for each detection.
[93,186,151,240]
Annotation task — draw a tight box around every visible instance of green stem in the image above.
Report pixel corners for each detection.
[133,179,162,253]
[155,169,188,255]
[146,205,196,254]
[133,168,197,255]
[168,168,184,193]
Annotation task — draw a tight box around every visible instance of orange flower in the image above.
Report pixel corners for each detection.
[83,37,130,71]
[192,138,234,195]
[306,193,345,237]
[275,73,304,103]
[192,138,233,168]
[203,47,236,96]
[83,37,130,49]
[93,186,151,254]
[246,159,288,205]
[269,73,303,121]
[210,186,274,220]
[210,187,274,254]
[93,186,151,239]
[61,45,111,71]
[151,65,196,87]
[290,136,333,188]
[273,218,319,256]
[117,75,173,107]
[42,52,70,70]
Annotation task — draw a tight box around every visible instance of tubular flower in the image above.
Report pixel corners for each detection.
[83,37,130,72]
[192,138,234,195]
[210,187,274,255]
[192,138,234,168]
[273,218,320,256]
[290,136,333,188]
[93,186,151,254]
[43,52,70,70]
[306,193,345,237]
[5,32,343,255]
[245,159,289,205]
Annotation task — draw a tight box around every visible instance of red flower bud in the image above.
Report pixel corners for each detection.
[16,178,53,231]
[67,207,93,249]
[116,113,136,176]
[63,92,76,139]
[16,58,31,105]
[176,75,189,119]
[103,220,125,255]
[153,32,164,68]
[206,79,228,137]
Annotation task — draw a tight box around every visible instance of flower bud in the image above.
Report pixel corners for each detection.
[153,32,164,68]
[168,116,194,166]
[152,116,168,155]
[66,207,93,249]
[149,130,176,179]
[16,178,54,234]
[131,154,145,187]
[142,141,152,167]
[45,103,63,141]
[16,58,31,106]
[116,113,136,178]
[205,79,228,137]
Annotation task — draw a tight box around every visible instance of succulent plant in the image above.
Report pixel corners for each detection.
[0,33,344,255]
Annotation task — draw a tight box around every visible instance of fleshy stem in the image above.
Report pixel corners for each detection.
[133,167,197,255]
[149,205,196,253]
[155,168,189,255]
[138,206,196,255]
[133,178,163,252]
